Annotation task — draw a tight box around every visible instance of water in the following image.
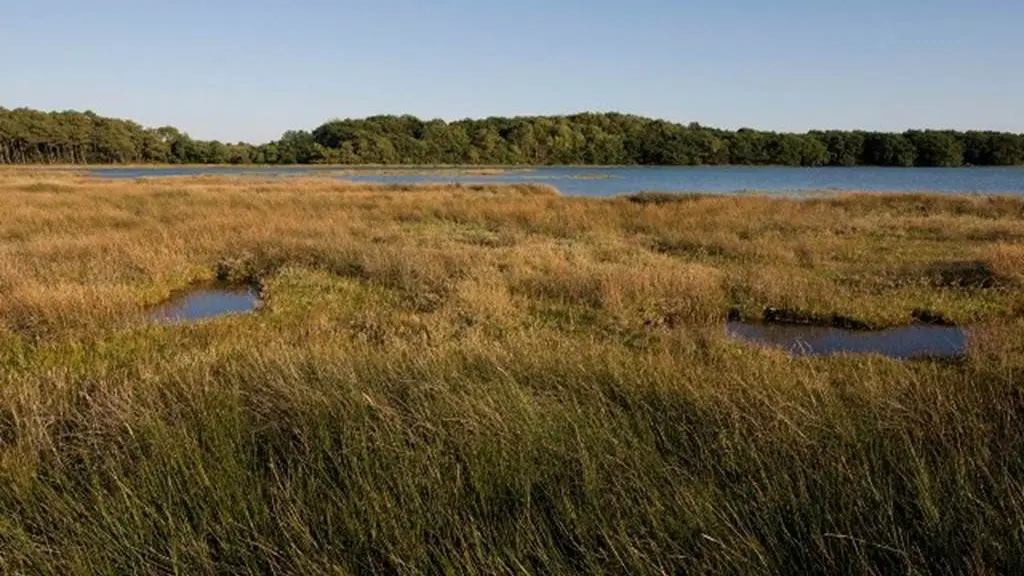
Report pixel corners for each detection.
[727,321,967,359]
[89,166,1024,197]
[149,285,261,323]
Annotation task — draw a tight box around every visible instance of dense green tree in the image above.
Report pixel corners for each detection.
[2,106,1022,167]
[580,124,628,165]
[227,143,254,165]
[138,130,170,163]
[681,127,729,166]
[963,132,1024,166]
[276,130,317,164]
[989,134,1024,166]
[728,129,769,165]
[253,142,280,164]
[468,125,506,164]
[797,136,830,166]
[862,133,917,167]
[763,133,806,166]
[203,141,230,164]
[905,130,964,167]
[813,131,865,166]
[89,117,139,163]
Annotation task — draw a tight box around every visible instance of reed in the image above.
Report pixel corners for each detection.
[1,173,1022,574]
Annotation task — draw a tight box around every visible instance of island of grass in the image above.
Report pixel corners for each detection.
[1,171,1023,574]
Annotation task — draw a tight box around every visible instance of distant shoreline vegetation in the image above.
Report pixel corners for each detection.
[1,107,1023,167]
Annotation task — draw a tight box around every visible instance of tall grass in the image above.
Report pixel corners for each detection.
[1,173,1023,573]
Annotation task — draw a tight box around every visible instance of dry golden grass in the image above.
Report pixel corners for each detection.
[1,172,1024,574]
[2,173,1021,337]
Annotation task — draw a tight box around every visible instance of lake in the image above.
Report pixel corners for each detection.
[89,166,1024,197]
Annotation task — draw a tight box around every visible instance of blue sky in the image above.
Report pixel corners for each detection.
[3,0,1022,142]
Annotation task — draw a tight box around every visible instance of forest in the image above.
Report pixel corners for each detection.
[2,106,1023,167]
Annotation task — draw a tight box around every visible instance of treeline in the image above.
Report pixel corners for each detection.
[0,108,258,165]
[2,106,1023,166]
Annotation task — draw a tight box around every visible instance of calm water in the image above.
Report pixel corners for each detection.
[89,166,1024,197]
[149,285,261,323]
[727,321,967,359]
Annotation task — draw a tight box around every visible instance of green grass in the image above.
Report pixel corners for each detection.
[0,173,1023,574]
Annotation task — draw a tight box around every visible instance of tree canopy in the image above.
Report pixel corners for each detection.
[2,106,1022,166]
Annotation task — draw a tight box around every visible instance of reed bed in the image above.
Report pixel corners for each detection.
[1,172,1023,574]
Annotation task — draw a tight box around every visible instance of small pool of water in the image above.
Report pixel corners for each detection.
[149,285,261,323]
[727,321,967,359]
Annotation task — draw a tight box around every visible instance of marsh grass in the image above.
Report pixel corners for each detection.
[1,173,1024,573]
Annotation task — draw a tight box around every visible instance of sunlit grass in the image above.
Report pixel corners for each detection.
[0,172,1023,573]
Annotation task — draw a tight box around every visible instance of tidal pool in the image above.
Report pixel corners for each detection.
[149,284,261,323]
[727,321,967,359]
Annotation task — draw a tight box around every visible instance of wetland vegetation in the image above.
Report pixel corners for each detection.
[1,171,1024,573]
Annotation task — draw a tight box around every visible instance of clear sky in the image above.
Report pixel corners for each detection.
[3,0,1022,142]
